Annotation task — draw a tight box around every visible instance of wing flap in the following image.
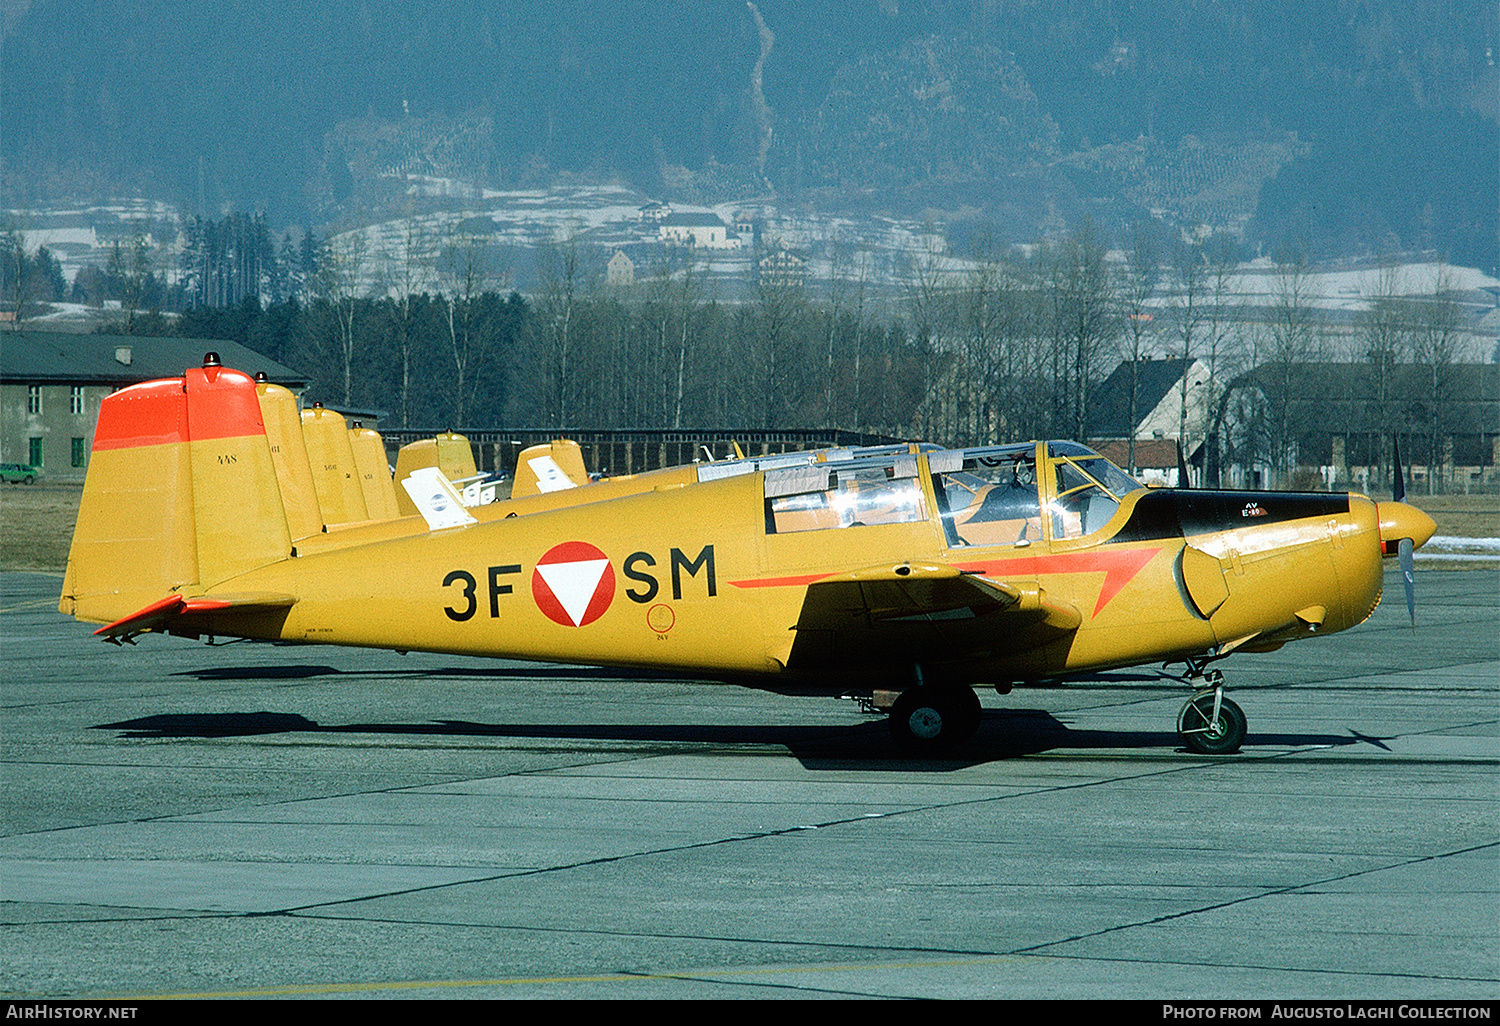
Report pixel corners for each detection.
[786,563,1080,671]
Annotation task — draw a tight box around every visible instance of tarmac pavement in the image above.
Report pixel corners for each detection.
[1,567,1495,1000]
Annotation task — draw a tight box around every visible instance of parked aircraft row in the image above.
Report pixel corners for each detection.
[59,355,1436,754]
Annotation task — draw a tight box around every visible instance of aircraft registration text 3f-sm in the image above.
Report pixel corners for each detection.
[59,356,1436,754]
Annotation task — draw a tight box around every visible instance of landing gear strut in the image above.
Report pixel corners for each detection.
[1173,662,1247,755]
[888,678,981,755]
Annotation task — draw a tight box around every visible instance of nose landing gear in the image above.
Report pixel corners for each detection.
[1174,664,1247,754]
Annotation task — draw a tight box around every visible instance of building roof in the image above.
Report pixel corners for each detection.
[1092,438,1188,470]
[1236,361,1499,435]
[661,212,727,227]
[0,331,310,390]
[1089,358,1194,438]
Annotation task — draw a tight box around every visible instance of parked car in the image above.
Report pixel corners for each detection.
[0,462,41,484]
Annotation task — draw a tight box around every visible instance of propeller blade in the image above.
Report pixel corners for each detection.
[1399,536,1415,625]
[1393,436,1406,503]
[1392,435,1415,625]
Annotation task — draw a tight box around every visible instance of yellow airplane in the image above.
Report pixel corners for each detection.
[59,355,1437,755]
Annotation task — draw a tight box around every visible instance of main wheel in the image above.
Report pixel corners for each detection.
[889,684,981,755]
[1177,694,1246,754]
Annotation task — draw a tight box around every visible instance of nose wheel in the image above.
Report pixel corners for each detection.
[1175,668,1246,754]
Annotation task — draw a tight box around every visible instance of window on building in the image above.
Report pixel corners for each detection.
[27,385,41,415]
[28,437,42,467]
[71,437,86,468]
[71,386,84,415]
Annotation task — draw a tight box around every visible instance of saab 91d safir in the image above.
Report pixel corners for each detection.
[59,356,1436,754]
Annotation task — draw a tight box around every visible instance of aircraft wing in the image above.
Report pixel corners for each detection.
[785,562,1080,672]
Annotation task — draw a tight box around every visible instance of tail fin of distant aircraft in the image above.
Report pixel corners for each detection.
[59,354,294,627]
[301,405,369,525]
[393,433,479,516]
[255,377,324,540]
[511,439,588,498]
[348,423,400,521]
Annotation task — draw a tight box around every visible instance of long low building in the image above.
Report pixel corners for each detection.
[0,331,309,483]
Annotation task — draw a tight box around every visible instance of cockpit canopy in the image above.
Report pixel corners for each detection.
[752,440,1145,546]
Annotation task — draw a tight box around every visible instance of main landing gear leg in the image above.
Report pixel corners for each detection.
[888,667,982,755]
[1174,661,1247,755]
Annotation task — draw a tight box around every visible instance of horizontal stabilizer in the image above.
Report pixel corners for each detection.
[95,591,297,640]
[401,466,479,530]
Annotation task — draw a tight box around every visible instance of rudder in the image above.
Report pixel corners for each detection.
[61,354,293,624]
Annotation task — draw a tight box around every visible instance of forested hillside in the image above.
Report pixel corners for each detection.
[2,0,1495,266]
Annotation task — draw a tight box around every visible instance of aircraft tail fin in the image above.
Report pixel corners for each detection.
[349,423,400,520]
[394,433,478,516]
[256,378,324,540]
[60,354,293,625]
[301,405,368,526]
[511,439,589,498]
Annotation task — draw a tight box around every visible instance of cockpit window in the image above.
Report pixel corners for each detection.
[930,444,1042,547]
[1047,442,1145,539]
[764,460,927,534]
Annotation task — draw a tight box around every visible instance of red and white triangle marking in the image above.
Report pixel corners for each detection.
[531,542,616,627]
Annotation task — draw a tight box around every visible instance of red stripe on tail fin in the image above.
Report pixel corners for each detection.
[89,379,189,451]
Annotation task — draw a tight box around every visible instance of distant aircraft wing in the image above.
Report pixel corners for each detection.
[785,562,1080,671]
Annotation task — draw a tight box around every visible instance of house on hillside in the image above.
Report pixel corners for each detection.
[0,331,308,482]
[756,244,807,291]
[606,249,635,288]
[658,212,739,249]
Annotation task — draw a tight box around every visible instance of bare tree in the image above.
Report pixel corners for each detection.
[956,228,1023,446]
[380,213,436,428]
[904,226,953,441]
[669,252,705,429]
[117,223,154,333]
[1359,258,1413,485]
[1409,264,1471,492]
[1198,239,1240,486]
[319,230,370,405]
[1122,223,1162,473]
[1051,221,1116,442]
[439,222,497,427]
[1262,248,1325,482]
[2,227,36,327]
[753,242,807,429]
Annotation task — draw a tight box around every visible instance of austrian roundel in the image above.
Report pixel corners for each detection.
[531,541,616,627]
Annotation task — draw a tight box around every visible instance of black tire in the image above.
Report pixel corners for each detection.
[889,684,981,755]
[1177,694,1246,754]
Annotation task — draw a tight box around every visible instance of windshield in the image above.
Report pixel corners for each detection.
[1047,442,1145,539]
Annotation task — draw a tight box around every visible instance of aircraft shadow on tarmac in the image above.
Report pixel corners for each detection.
[94,705,1395,770]
[178,663,682,682]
